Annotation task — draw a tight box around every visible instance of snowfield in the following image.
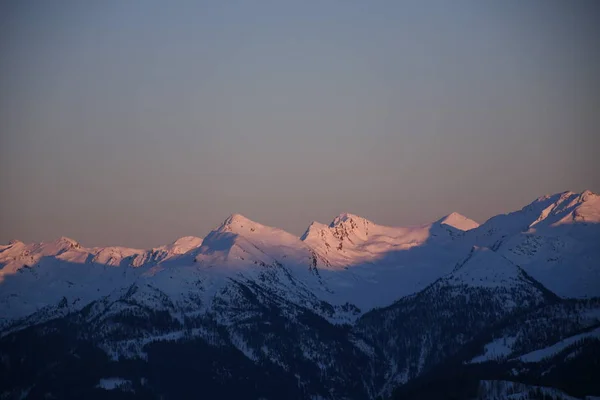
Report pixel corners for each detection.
[518,327,600,363]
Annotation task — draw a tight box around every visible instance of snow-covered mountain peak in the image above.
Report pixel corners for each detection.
[524,191,575,214]
[90,246,145,266]
[580,189,597,201]
[534,190,575,203]
[0,239,24,251]
[53,236,82,250]
[0,240,27,259]
[170,235,203,246]
[197,214,309,267]
[330,213,369,227]
[328,213,372,240]
[557,190,576,199]
[218,213,262,233]
[300,221,330,241]
[473,190,599,243]
[301,213,440,275]
[29,236,86,258]
[301,213,375,247]
[561,190,600,224]
[526,190,600,229]
[209,213,301,242]
[437,212,480,231]
[161,236,204,255]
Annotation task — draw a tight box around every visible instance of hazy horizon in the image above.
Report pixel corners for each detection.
[1,189,599,248]
[1,1,599,248]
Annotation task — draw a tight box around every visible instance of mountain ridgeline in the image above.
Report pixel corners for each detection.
[1,190,599,399]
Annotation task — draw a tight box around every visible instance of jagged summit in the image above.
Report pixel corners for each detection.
[571,190,600,222]
[328,213,372,240]
[529,190,597,210]
[535,190,575,202]
[217,213,263,233]
[526,189,600,228]
[223,213,253,226]
[475,190,600,238]
[54,236,81,248]
[581,189,597,199]
[300,221,330,241]
[34,236,84,255]
[329,213,371,228]
[437,212,480,231]
[302,213,383,243]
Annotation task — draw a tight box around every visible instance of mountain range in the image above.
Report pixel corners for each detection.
[1,190,599,399]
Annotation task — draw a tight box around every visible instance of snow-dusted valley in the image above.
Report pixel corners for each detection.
[1,190,599,399]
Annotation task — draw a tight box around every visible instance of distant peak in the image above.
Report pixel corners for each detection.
[171,236,203,245]
[169,235,203,249]
[329,213,369,228]
[438,212,462,221]
[55,236,81,249]
[519,189,600,229]
[222,213,254,227]
[437,212,479,231]
[534,190,577,204]
[532,190,580,204]
[580,189,598,202]
[162,236,203,255]
[213,213,268,235]
[529,190,597,210]
[300,221,329,241]
[328,213,373,242]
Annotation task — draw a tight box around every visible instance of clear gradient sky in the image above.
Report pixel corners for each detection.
[1,1,599,248]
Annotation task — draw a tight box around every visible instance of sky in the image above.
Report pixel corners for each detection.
[1,0,599,248]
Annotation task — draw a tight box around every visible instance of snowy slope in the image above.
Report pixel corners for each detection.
[468,298,600,364]
[447,246,538,292]
[518,326,600,363]
[470,190,600,248]
[468,190,600,298]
